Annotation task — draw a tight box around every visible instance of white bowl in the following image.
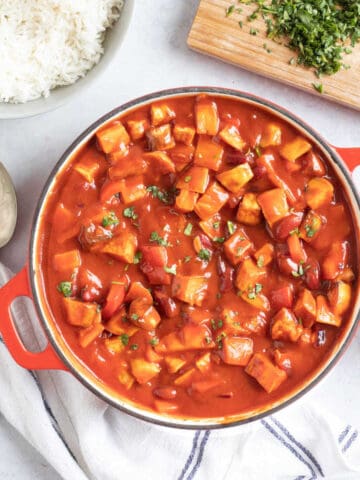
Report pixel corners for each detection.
[0,0,135,120]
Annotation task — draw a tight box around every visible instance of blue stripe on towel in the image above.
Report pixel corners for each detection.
[186,430,211,480]
[261,419,317,480]
[342,430,358,453]
[178,431,201,480]
[270,416,324,477]
[338,425,352,443]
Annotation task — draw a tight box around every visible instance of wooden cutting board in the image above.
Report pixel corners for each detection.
[188,0,360,111]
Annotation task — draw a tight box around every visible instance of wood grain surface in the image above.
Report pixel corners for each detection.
[188,0,360,111]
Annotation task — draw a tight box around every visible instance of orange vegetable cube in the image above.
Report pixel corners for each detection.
[96,122,130,154]
[236,192,262,225]
[63,298,100,328]
[257,188,289,227]
[108,157,147,179]
[192,235,204,254]
[105,308,139,336]
[154,400,179,414]
[303,151,326,177]
[293,289,317,327]
[221,337,253,366]
[175,189,199,213]
[79,323,104,348]
[176,166,209,194]
[216,163,254,193]
[195,97,219,135]
[119,176,147,204]
[299,210,322,243]
[194,182,229,220]
[130,358,161,384]
[147,124,175,150]
[118,368,135,390]
[168,144,194,171]
[235,258,266,292]
[164,356,187,373]
[151,102,176,126]
[257,154,297,204]
[328,281,352,315]
[199,214,222,240]
[52,203,74,231]
[245,353,287,393]
[101,282,126,319]
[125,281,153,304]
[182,324,214,350]
[104,337,126,354]
[287,234,307,264]
[145,345,163,363]
[107,147,129,165]
[271,308,303,342]
[143,151,175,174]
[219,125,246,151]
[129,298,161,331]
[240,292,270,311]
[254,243,274,267]
[195,352,211,373]
[126,118,149,141]
[316,295,341,327]
[224,229,254,265]
[173,124,196,145]
[322,241,349,280]
[194,135,224,171]
[53,249,81,273]
[99,179,124,203]
[73,159,100,183]
[101,231,138,263]
[260,123,282,147]
[305,178,334,210]
[174,368,197,387]
[172,274,208,306]
[280,137,311,162]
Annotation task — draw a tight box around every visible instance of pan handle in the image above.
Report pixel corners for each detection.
[333,146,360,173]
[0,266,67,370]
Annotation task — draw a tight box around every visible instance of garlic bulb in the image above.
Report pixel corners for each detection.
[0,163,17,248]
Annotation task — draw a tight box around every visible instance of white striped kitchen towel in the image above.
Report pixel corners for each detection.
[0,262,359,480]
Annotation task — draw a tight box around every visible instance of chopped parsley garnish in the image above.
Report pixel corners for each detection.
[147,185,175,205]
[216,332,226,349]
[213,221,220,230]
[133,251,142,264]
[255,145,262,157]
[184,255,192,263]
[120,333,129,346]
[130,344,139,351]
[198,248,211,261]
[123,206,138,220]
[305,224,316,238]
[216,292,222,299]
[150,337,159,346]
[217,320,223,328]
[102,211,119,227]
[184,175,192,183]
[131,313,139,321]
[214,237,225,243]
[290,228,300,236]
[184,223,193,236]
[257,255,265,268]
[227,220,236,235]
[292,263,305,277]
[205,336,212,344]
[57,281,72,297]
[247,283,263,299]
[164,264,177,275]
[150,231,170,247]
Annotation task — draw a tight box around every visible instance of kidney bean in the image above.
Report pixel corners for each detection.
[304,258,320,290]
[153,387,177,400]
[273,212,304,240]
[153,288,179,318]
[199,233,212,249]
[277,254,299,277]
[217,255,234,292]
[252,164,267,180]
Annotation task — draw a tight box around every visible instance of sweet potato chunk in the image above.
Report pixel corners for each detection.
[224,229,254,265]
[280,137,311,162]
[79,323,104,348]
[101,232,138,263]
[219,125,246,151]
[199,214,222,240]
[260,123,282,147]
[147,124,175,151]
[156,324,214,354]
[126,118,149,141]
[176,166,209,194]
[236,193,262,226]
[169,144,194,171]
[151,103,176,126]
[125,281,153,304]
[303,151,326,177]
[119,176,147,204]
[74,160,100,183]
[271,308,303,342]
[96,122,130,154]
[195,97,219,135]
[175,189,199,213]
[130,358,161,384]
[235,258,266,292]
[53,249,81,274]
[118,368,135,390]
[53,203,74,232]
[257,188,289,227]
[195,352,211,373]
[172,274,208,306]
[194,182,229,220]
[254,243,274,267]
[108,157,147,179]
[328,281,352,315]
[129,298,161,330]
[322,241,349,280]
[316,295,341,327]
[221,337,253,366]
[164,356,186,373]
[216,163,254,193]
[194,135,224,171]
[299,210,322,243]
[63,298,100,328]
[173,124,196,145]
[294,289,317,327]
[257,154,297,204]
[245,353,287,393]
[305,178,334,210]
[102,282,126,319]
[143,151,175,174]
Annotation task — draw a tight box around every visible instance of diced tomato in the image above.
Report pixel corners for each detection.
[102,282,126,319]
[270,285,294,311]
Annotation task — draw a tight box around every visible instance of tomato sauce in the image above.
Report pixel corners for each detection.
[38,95,358,419]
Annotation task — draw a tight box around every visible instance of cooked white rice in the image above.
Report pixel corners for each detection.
[0,0,124,104]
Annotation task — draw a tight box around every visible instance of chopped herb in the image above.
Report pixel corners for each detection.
[292,263,305,277]
[164,264,177,275]
[124,264,129,272]
[247,283,263,299]
[184,223,193,236]
[305,224,316,238]
[205,336,212,345]
[239,20,243,28]
[213,221,220,230]
[214,237,225,243]
[147,185,175,205]
[226,4,235,16]
[312,82,324,94]
[227,220,236,235]
[184,175,192,183]
[216,292,222,299]
[248,11,258,20]
[247,291,256,300]
[184,255,192,263]
[150,337,159,346]
[217,320,223,328]
[211,319,216,330]
[120,333,129,346]
[130,344,139,351]
[255,145,262,157]
[216,332,226,349]
[236,246,244,257]
[198,248,211,261]
[290,228,300,236]
[150,231,170,247]
[257,255,265,268]
[289,57,296,66]
[102,211,119,227]
[123,206,138,220]
[255,283,263,294]
[133,251,142,264]
[57,281,72,297]
[131,313,139,321]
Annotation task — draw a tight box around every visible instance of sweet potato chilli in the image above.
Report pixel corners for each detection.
[40,95,357,419]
